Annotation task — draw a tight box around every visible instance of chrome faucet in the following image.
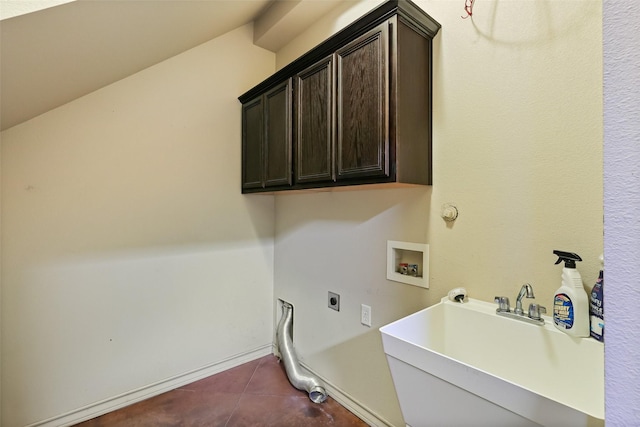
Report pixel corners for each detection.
[528,303,547,321]
[494,296,510,313]
[514,283,534,315]
[494,283,546,326]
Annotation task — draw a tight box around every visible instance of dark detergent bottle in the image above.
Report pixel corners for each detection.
[589,254,604,342]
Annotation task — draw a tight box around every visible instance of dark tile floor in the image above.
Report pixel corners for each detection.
[75,355,369,426]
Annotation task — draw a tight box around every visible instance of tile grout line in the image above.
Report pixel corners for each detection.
[223,356,266,426]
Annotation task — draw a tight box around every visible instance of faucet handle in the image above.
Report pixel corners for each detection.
[494,296,510,312]
[528,303,547,321]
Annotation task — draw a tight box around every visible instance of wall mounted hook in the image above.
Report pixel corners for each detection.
[441,203,459,222]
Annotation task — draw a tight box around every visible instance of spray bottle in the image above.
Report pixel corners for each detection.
[552,250,589,337]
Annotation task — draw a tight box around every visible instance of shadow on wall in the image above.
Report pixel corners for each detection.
[469,0,600,46]
[273,186,433,238]
[307,328,405,426]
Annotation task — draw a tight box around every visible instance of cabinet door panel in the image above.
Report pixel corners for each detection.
[242,96,264,190]
[336,22,389,179]
[296,56,335,183]
[264,79,292,187]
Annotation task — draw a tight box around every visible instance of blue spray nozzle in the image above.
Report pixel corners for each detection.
[553,250,582,268]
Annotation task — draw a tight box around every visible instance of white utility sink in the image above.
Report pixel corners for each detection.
[380,297,604,427]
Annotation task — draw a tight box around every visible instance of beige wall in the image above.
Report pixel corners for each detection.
[274,1,603,425]
[0,112,2,421]
[0,24,276,426]
[275,0,386,70]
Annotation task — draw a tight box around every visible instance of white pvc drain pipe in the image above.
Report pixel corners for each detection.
[276,301,328,403]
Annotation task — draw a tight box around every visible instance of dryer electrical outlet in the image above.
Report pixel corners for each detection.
[328,292,340,311]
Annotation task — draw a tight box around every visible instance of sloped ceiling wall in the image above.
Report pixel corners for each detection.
[0,0,344,131]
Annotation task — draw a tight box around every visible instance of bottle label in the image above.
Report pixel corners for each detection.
[590,315,604,335]
[554,293,574,329]
[590,276,604,318]
[590,273,604,341]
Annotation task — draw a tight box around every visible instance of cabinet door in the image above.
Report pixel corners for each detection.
[336,22,389,180]
[241,80,292,191]
[241,96,264,190]
[295,55,335,183]
[264,79,292,187]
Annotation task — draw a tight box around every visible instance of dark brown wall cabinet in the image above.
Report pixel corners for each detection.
[239,0,440,194]
[241,79,292,191]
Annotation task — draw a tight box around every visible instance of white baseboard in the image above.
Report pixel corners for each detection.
[28,344,395,427]
[299,361,396,427]
[28,344,273,427]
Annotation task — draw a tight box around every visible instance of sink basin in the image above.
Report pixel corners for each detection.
[380,297,604,427]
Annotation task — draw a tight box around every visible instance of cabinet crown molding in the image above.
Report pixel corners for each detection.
[239,0,440,104]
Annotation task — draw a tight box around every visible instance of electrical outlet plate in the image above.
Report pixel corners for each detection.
[328,292,340,311]
[361,304,371,327]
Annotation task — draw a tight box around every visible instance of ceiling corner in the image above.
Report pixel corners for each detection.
[253,0,345,52]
